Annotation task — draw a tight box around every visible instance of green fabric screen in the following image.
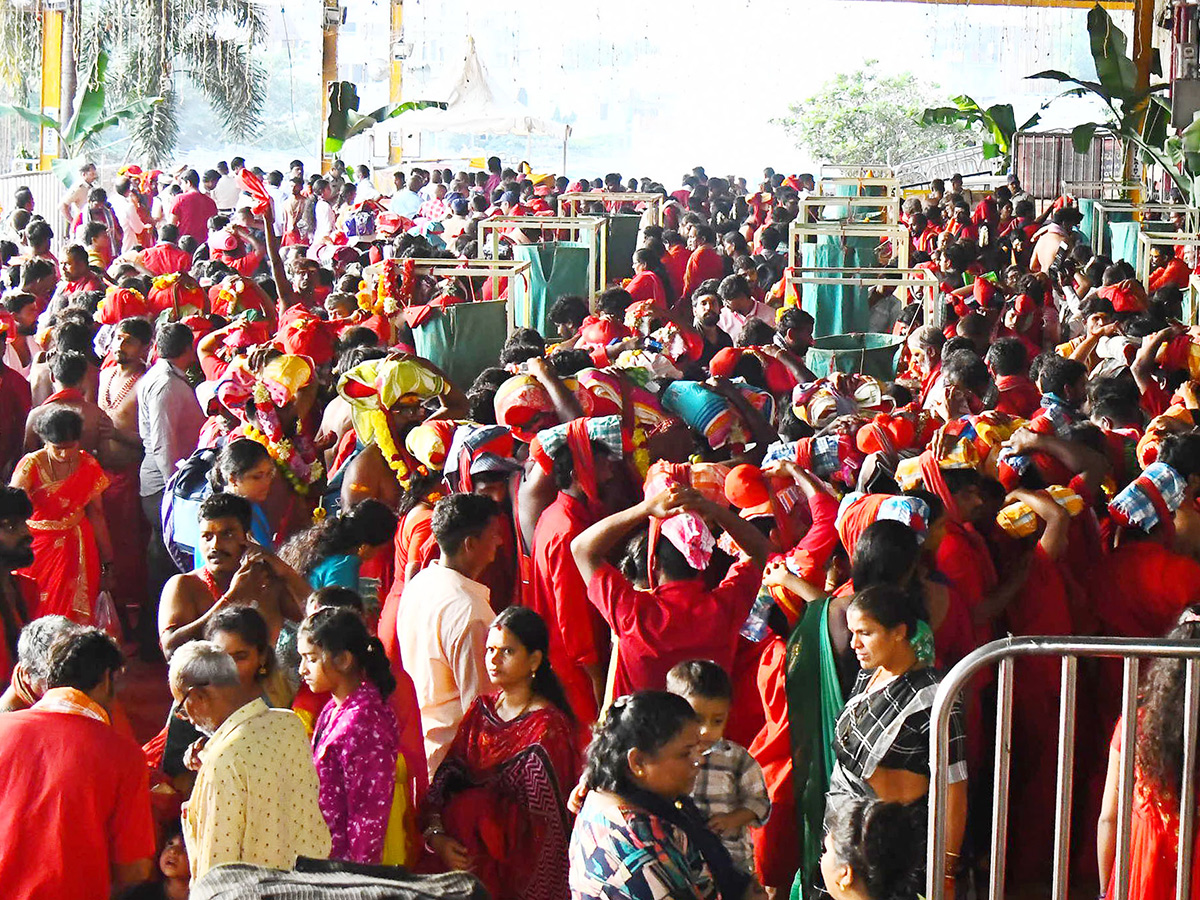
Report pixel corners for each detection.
[413,300,508,389]
[799,235,874,338]
[512,241,592,336]
[1107,221,1140,266]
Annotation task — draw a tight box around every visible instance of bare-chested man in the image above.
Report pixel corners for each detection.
[157,492,307,667]
[98,317,153,633]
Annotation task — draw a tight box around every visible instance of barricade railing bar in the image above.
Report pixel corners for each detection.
[928,636,1200,900]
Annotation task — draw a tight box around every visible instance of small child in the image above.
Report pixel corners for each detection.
[666,659,770,876]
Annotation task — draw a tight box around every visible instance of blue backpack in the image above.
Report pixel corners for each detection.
[161,447,218,571]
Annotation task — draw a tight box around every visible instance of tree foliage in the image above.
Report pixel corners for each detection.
[774,61,977,166]
[98,0,269,165]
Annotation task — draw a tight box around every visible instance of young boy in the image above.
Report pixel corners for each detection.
[666,659,770,876]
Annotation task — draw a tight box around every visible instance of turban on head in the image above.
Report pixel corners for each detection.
[259,354,314,408]
[835,491,930,560]
[1108,461,1186,538]
[494,374,557,442]
[405,420,460,472]
[530,415,624,505]
[445,423,520,492]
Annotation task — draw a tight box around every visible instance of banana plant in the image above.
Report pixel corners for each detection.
[1028,3,1170,175]
[325,81,447,154]
[920,96,1045,172]
[0,50,160,185]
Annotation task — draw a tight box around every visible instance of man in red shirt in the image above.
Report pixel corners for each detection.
[170,168,219,243]
[0,628,155,899]
[1147,244,1191,292]
[571,480,771,696]
[662,229,690,304]
[986,337,1041,419]
[138,223,193,275]
[528,418,622,725]
[681,224,727,302]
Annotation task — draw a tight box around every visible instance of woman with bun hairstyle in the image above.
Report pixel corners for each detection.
[821,797,924,900]
[298,606,402,865]
[423,605,581,900]
[569,690,764,900]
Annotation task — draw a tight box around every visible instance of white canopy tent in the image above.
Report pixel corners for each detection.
[394,38,571,170]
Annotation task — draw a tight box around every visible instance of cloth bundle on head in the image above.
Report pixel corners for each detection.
[444,423,520,492]
[996,485,1085,538]
[612,348,682,381]
[210,277,272,321]
[644,460,730,583]
[791,376,889,427]
[494,374,557,442]
[1137,405,1196,468]
[724,463,799,547]
[661,380,774,450]
[1098,279,1148,314]
[259,354,314,409]
[896,413,1025,490]
[337,358,447,485]
[763,434,864,487]
[222,320,270,352]
[856,413,916,458]
[1156,334,1200,381]
[575,368,666,427]
[405,420,460,472]
[624,299,664,329]
[276,305,335,368]
[96,286,148,325]
[835,491,930,559]
[530,415,624,506]
[708,347,795,396]
[147,273,206,318]
[1108,461,1186,536]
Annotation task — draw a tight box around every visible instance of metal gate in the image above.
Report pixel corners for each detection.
[927,636,1200,900]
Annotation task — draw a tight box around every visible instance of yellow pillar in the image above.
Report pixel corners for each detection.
[388,0,404,165]
[38,9,63,171]
[320,0,339,175]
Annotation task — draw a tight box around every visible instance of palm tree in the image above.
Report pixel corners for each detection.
[93,0,268,165]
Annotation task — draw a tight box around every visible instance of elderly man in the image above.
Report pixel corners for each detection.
[170,639,330,879]
[0,628,155,899]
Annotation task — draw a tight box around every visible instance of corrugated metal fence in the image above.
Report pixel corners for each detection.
[1013,129,1126,199]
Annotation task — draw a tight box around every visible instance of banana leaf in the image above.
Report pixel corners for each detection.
[325,80,446,153]
[1087,3,1138,104]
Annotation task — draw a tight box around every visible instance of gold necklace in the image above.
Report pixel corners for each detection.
[499,689,533,721]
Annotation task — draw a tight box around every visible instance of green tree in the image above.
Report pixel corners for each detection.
[95,0,268,165]
[773,61,977,166]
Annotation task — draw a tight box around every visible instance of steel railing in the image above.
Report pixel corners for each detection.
[928,636,1200,900]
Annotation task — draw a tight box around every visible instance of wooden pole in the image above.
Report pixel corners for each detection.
[38,7,63,172]
[388,0,404,165]
[320,0,339,175]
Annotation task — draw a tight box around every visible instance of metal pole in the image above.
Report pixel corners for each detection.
[320,0,339,175]
[1177,658,1200,900]
[387,0,404,165]
[989,657,1015,900]
[1113,658,1140,900]
[1051,656,1078,900]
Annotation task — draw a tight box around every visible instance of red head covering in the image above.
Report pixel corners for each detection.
[709,347,741,378]
[148,273,206,317]
[97,287,149,325]
[276,306,335,367]
[1098,280,1148,314]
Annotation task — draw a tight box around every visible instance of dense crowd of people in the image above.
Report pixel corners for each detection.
[1,153,1200,900]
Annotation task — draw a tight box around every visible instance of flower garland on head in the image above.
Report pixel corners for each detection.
[243,415,325,496]
[367,408,413,485]
[225,370,326,497]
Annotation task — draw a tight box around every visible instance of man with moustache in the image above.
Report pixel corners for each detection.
[0,487,35,693]
[157,492,307,664]
[692,278,733,368]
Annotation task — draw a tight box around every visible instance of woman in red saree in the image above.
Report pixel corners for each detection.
[1098,609,1200,900]
[422,605,582,900]
[9,407,113,624]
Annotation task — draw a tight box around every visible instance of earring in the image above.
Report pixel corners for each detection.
[258,665,268,676]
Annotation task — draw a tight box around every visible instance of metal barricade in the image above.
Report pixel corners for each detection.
[927,636,1200,900]
[0,168,68,253]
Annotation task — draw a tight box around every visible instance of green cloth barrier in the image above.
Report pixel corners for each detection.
[799,235,875,338]
[806,333,904,381]
[1102,209,1135,257]
[413,300,508,389]
[512,242,591,336]
[1108,221,1141,266]
[1078,198,1096,248]
[604,214,641,282]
